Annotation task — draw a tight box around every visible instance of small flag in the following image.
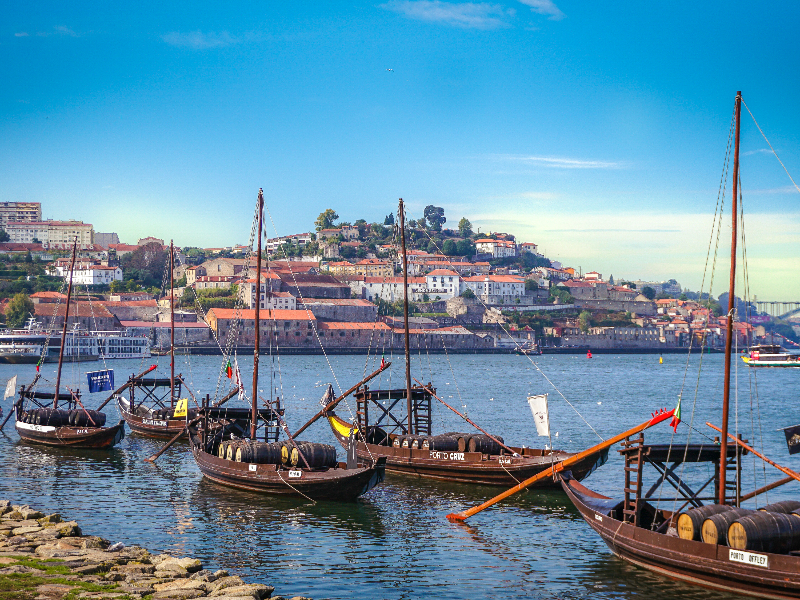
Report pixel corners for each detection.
[380,355,386,369]
[87,369,115,393]
[4,376,17,400]
[225,360,233,379]
[233,359,245,402]
[670,396,682,432]
[36,357,43,372]
[173,398,188,418]
[782,424,800,455]
[527,394,550,437]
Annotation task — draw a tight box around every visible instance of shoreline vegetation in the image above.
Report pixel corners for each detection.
[0,500,307,600]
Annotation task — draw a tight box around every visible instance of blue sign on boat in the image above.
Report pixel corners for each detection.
[87,369,114,393]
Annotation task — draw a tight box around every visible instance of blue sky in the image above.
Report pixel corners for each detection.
[2,1,799,299]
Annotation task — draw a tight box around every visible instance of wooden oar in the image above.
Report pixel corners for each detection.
[706,422,800,484]
[414,379,519,457]
[446,407,675,522]
[291,361,391,439]
[0,374,41,432]
[96,365,157,411]
[144,417,202,463]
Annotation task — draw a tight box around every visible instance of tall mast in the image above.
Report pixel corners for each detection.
[719,91,742,505]
[54,237,78,409]
[251,189,264,440]
[398,198,413,435]
[170,240,175,407]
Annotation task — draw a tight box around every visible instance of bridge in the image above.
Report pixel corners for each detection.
[755,301,800,319]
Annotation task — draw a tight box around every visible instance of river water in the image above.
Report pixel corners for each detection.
[0,352,797,599]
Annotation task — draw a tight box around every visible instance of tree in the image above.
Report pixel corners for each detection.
[424,205,446,231]
[6,293,34,328]
[460,288,475,299]
[679,293,688,301]
[442,240,457,256]
[383,214,395,226]
[456,239,476,256]
[578,310,592,333]
[0,229,9,243]
[120,242,168,288]
[457,217,472,238]
[641,286,656,300]
[314,209,339,231]
[525,279,539,291]
[608,274,614,285]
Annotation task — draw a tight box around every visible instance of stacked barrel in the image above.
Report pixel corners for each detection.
[18,408,106,427]
[677,500,800,554]
[217,440,338,470]
[390,432,504,454]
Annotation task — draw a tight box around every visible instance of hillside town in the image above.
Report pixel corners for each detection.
[0,200,796,353]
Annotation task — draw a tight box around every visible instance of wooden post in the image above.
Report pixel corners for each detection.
[170,240,175,408]
[54,238,79,409]
[720,91,742,505]
[398,199,413,435]
[251,190,264,440]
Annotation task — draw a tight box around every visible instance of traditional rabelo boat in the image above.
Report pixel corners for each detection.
[450,92,800,598]
[324,199,606,487]
[154,189,386,501]
[0,239,124,449]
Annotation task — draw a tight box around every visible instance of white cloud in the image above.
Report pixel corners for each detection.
[518,0,565,20]
[53,25,78,37]
[491,154,622,169]
[161,30,238,49]
[380,0,515,29]
[14,32,29,37]
[743,148,774,157]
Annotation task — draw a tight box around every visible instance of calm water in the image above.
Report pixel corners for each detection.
[1,351,797,600]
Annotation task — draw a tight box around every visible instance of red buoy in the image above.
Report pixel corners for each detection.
[587,350,592,359]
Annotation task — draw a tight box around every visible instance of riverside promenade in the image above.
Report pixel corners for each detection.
[0,501,306,600]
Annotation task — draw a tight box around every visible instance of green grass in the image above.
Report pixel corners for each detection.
[0,556,132,600]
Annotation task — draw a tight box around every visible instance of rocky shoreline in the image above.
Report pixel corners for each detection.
[0,500,309,600]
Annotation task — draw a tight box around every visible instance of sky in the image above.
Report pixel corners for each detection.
[2,1,799,300]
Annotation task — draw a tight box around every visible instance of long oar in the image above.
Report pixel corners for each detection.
[414,379,519,457]
[446,407,675,522]
[144,417,202,463]
[706,422,800,484]
[291,361,391,439]
[96,365,157,411]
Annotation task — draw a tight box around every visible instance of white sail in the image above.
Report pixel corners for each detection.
[4,376,16,400]
[527,394,550,437]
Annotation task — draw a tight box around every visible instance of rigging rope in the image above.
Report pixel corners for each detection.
[741,99,800,195]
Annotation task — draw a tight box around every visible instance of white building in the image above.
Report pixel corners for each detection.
[265,233,313,254]
[423,269,461,300]
[240,273,283,309]
[0,202,41,227]
[475,238,517,258]
[6,220,93,248]
[463,275,525,300]
[360,276,427,303]
[62,265,122,286]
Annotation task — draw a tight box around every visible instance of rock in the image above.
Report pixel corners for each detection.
[0,565,45,574]
[55,521,81,537]
[7,535,30,546]
[213,570,229,579]
[81,537,109,550]
[153,579,209,593]
[288,597,312,600]
[35,545,85,559]
[0,500,10,514]
[71,564,103,576]
[110,563,155,576]
[209,576,245,594]
[156,557,202,574]
[13,525,43,536]
[31,529,62,542]
[120,583,156,595]
[38,514,62,526]
[151,589,206,600]
[189,569,217,582]
[155,563,188,577]
[35,583,75,598]
[209,584,273,599]
[150,553,174,566]
[103,572,127,582]
[3,510,24,521]
[20,508,45,520]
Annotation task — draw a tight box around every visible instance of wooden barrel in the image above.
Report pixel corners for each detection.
[728,511,800,553]
[468,434,504,455]
[366,426,389,446]
[289,445,299,467]
[419,436,432,450]
[759,500,800,514]
[226,441,240,461]
[251,442,282,465]
[430,434,459,452]
[677,505,737,541]
[392,436,401,448]
[457,435,472,453]
[217,441,227,459]
[281,442,291,465]
[702,508,752,545]
[235,442,252,463]
[296,442,337,468]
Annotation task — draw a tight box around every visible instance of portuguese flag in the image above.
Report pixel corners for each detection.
[36,357,43,373]
[670,396,682,432]
[225,360,233,379]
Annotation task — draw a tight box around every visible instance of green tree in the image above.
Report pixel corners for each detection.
[525,279,539,291]
[578,310,592,333]
[383,214,395,226]
[424,205,446,231]
[442,240,457,255]
[679,293,688,301]
[460,288,475,299]
[456,239,476,256]
[641,286,656,300]
[457,217,472,238]
[0,229,9,243]
[5,293,34,328]
[315,209,339,231]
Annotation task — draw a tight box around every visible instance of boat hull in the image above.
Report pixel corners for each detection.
[561,476,800,599]
[117,398,187,439]
[327,413,604,487]
[14,419,125,449]
[190,437,385,501]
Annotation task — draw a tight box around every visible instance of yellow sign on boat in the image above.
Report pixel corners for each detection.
[173,398,189,418]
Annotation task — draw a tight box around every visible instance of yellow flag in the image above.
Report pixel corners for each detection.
[173,398,188,418]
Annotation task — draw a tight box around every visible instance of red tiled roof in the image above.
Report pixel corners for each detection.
[207,308,316,321]
[426,269,459,277]
[319,322,390,331]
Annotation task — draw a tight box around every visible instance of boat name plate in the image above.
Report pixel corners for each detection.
[594,514,603,522]
[143,419,168,427]
[288,470,302,478]
[499,456,512,465]
[429,451,465,461]
[729,549,768,568]
[249,464,257,472]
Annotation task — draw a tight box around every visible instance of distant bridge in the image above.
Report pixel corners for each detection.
[755,301,800,319]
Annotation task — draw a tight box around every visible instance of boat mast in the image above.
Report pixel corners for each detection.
[719,91,742,505]
[398,198,413,435]
[251,189,264,440]
[53,237,78,409]
[170,240,175,408]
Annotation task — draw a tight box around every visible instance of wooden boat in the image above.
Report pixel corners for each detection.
[181,189,385,501]
[559,92,800,598]
[3,240,124,449]
[743,344,800,368]
[325,199,607,488]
